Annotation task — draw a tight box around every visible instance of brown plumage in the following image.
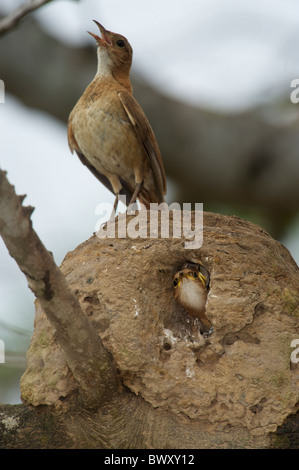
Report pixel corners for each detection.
[68,21,166,212]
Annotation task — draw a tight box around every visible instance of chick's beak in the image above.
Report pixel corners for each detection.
[198,273,207,288]
[173,273,181,289]
[87,20,112,46]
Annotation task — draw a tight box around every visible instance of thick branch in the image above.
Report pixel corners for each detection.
[0,169,118,408]
[0,404,75,448]
[0,0,53,36]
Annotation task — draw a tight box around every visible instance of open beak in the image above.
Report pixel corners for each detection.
[197,272,207,288]
[87,20,112,46]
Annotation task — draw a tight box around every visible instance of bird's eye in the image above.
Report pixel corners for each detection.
[193,272,198,278]
[116,39,125,48]
[173,279,178,287]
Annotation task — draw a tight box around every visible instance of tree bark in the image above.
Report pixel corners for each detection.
[1,402,298,449]
[0,0,53,36]
[0,170,119,408]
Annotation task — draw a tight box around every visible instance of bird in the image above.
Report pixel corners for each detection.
[173,262,213,336]
[68,21,167,215]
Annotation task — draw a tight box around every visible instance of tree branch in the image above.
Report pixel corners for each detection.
[0,169,119,408]
[0,0,54,36]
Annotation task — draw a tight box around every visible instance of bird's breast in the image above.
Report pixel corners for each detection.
[70,89,144,174]
[177,279,207,316]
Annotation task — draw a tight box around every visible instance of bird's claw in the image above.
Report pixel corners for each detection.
[202,326,214,338]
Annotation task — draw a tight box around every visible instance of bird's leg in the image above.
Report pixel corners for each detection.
[127,181,143,214]
[202,326,214,338]
[109,193,119,220]
[129,181,143,205]
[108,174,123,220]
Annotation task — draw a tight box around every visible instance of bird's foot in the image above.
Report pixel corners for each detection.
[202,326,214,338]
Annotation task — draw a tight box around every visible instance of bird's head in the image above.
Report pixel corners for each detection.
[88,21,133,80]
[173,262,209,294]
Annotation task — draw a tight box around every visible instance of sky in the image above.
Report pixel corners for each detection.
[23,0,299,110]
[0,0,299,401]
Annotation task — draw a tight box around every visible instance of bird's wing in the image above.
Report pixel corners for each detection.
[67,120,133,203]
[118,91,166,202]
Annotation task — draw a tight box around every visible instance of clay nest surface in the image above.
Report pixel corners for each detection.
[21,212,299,436]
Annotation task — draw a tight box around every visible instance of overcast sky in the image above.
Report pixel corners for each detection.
[1,0,299,341]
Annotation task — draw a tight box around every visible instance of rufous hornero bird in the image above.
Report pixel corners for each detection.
[68,21,167,216]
